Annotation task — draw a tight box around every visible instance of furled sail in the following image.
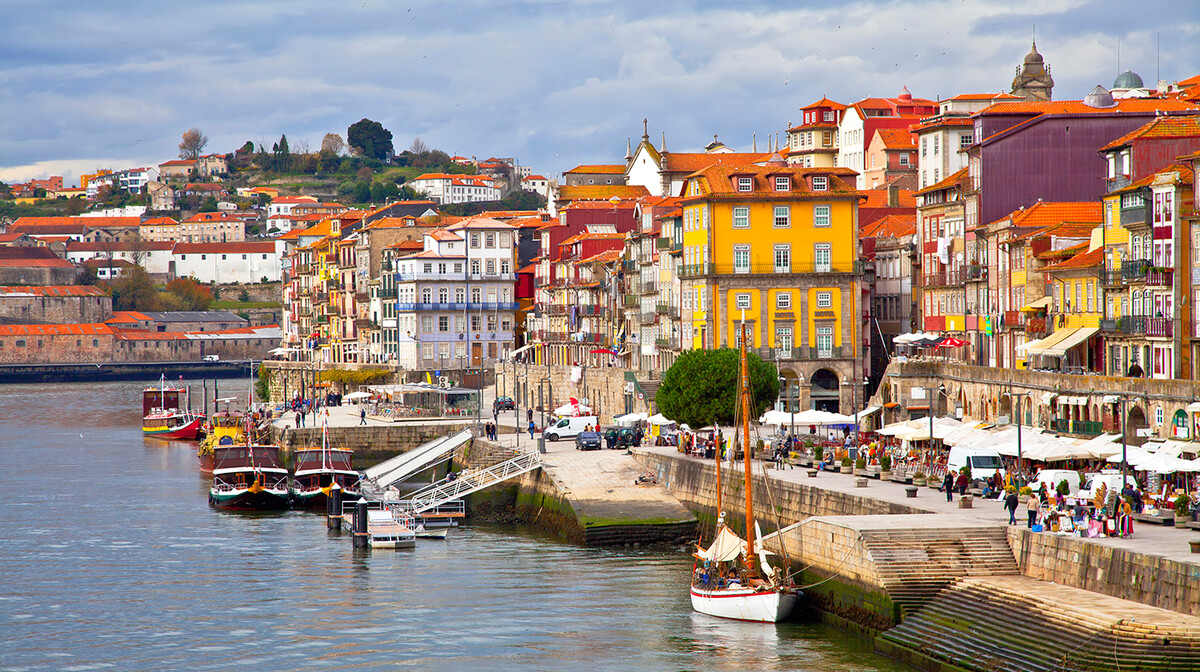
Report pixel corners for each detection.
[697,526,745,563]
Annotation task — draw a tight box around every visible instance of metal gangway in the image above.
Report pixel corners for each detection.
[361,429,473,491]
[389,450,542,515]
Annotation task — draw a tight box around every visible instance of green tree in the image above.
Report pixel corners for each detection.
[656,348,779,429]
[178,127,209,159]
[199,196,219,212]
[107,266,159,311]
[352,180,371,203]
[347,118,393,161]
[255,364,271,402]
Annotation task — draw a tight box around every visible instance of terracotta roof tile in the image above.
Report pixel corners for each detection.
[874,128,917,149]
[0,285,107,297]
[173,242,276,254]
[0,323,114,336]
[557,185,650,201]
[564,164,626,174]
[1043,246,1102,271]
[1100,115,1200,151]
[978,98,1199,117]
[661,152,773,173]
[915,167,970,195]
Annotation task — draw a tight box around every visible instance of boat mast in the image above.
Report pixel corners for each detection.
[714,419,722,530]
[740,318,756,574]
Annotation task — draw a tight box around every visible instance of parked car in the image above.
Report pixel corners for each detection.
[202,354,220,362]
[575,431,602,450]
[493,396,515,412]
[543,415,598,442]
[616,427,640,448]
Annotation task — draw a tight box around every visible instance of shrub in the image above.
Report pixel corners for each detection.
[840,456,852,468]
[1056,479,1072,496]
[1175,494,1192,512]
[1019,486,1033,496]
[855,457,866,470]
[880,455,892,471]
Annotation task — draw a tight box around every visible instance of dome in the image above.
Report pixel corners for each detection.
[1113,70,1144,90]
[1024,43,1044,64]
[897,85,913,103]
[1083,85,1116,109]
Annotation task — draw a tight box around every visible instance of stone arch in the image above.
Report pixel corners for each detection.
[999,393,1012,420]
[810,368,840,413]
[1126,405,1149,446]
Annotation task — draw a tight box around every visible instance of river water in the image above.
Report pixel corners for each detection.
[0,381,909,671]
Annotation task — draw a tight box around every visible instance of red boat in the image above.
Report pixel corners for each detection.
[143,379,206,440]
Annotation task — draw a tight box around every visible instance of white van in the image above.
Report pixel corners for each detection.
[1078,470,1134,501]
[946,446,1004,477]
[1030,469,1083,497]
[543,415,599,442]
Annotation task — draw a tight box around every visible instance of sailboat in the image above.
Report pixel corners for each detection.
[690,320,799,622]
[290,420,361,508]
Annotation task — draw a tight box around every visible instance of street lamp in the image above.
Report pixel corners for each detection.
[929,383,947,454]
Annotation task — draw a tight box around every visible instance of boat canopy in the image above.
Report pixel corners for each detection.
[697,526,745,563]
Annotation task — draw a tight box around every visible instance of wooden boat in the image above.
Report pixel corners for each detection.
[690,320,799,623]
[209,443,290,510]
[290,424,362,508]
[197,407,248,475]
[142,378,205,440]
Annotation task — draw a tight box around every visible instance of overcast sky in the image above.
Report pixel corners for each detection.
[2,0,1197,186]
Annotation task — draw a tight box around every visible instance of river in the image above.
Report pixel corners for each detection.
[0,381,910,671]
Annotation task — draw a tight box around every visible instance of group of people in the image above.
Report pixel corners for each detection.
[483,421,500,441]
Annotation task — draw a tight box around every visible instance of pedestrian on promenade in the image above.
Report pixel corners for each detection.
[943,472,954,502]
[1004,488,1019,525]
[955,470,969,496]
[527,420,535,439]
[1027,492,1040,528]
[360,407,367,425]
[296,411,303,429]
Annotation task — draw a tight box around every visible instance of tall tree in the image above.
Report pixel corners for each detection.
[347,118,393,161]
[321,133,345,155]
[107,266,159,311]
[178,127,209,159]
[408,137,429,154]
[655,348,779,429]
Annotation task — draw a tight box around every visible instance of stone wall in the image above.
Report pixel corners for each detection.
[878,359,1200,443]
[1009,527,1200,617]
[0,292,112,325]
[493,362,655,425]
[270,422,474,465]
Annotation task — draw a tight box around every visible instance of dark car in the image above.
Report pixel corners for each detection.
[603,428,619,449]
[575,431,602,450]
[493,396,515,412]
[616,427,639,448]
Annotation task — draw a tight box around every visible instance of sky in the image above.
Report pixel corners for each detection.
[2,0,1198,187]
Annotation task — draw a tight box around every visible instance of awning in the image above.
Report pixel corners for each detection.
[1188,402,1200,413]
[1023,327,1079,355]
[855,405,882,417]
[884,402,900,408]
[1021,297,1053,311]
[1039,326,1098,357]
[1015,338,1045,354]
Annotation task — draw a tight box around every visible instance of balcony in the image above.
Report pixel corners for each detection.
[1052,418,1069,433]
[396,302,520,311]
[1145,267,1174,287]
[640,311,656,324]
[1003,310,1022,328]
[1100,266,1123,286]
[655,303,669,315]
[376,288,397,299]
[544,305,567,315]
[679,262,862,277]
[1025,317,1047,335]
[1100,318,1118,333]
[1121,259,1150,282]
[1071,420,1103,437]
[640,280,658,294]
[1147,317,1173,338]
[313,292,328,304]
[655,337,671,348]
[579,305,606,317]
[774,346,845,360]
[1117,316,1146,335]
[923,269,964,287]
[656,237,671,250]
[966,264,987,281]
[623,295,639,307]
[622,260,637,272]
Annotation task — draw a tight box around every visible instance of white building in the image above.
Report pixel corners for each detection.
[521,174,552,202]
[172,241,284,283]
[409,173,500,204]
[392,217,518,371]
[65,240,175,276]
[85,167,160,198]
[911,93,1018,190]
[267,196,319,218]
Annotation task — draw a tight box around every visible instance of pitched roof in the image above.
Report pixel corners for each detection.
[915,167,970,195]
[173,242,276,255]
[67,240,175,252]
[801,97,847,111]
[12,216,141,231]
[562,232,625,245]
[580,249,622,264]
[683,164,858,200]
[661,152,773,174]
[860,214,917,239]
[1043,246,1102,271]
[993,201,1102,232]
[0,323,114,337]
[1100,115,1200,151]
[556,185,650,201]
[141,217,179,226]
[874,128,917,149]
[429,230,463,241]
[0,285,107,297]
[977,98,1199,117]
[565,164,626,174]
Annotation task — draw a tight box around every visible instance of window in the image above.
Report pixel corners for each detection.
[421,316,433,333]
[737,177,752,192]
[472,287,481,303]
[773,244,791,273]
[485,259,496,275]
[816,326,833,358]
[422,288,432,303]
[823,111,834,122]
[817,291,832,308]
[1156,405,1165,426]
[776,292,791,309]
[735,293,751,310]
[438,316,449,332]
[813,204,831,227]
[774,176,790,191]
[770,205,790,228]
[424,262,433,273]
[960,134,973,150]
[732,207,749,228]
[470,233,480,248]
[500,260,510,275]
[438,287,448,303]
[733,245,750,273]
[933,135,940,155]
[455,287,465,302]
[814,243,831,272]
[470,260,481,275]
[811,176,827,191]
[485,233,496,248]
[898,153,909,166]
[775,327,793,353]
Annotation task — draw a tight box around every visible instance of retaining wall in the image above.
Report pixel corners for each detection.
[1009,527,1200,617]
[270,422,474,465]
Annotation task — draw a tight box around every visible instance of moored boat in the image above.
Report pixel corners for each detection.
[209,443,290,510]
[142,378,205,440]
[689,320,799,623]
[290,424,362,508]
[197,407,249,475]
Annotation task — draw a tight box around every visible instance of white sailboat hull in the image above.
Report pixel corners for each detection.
[690,586,798,623]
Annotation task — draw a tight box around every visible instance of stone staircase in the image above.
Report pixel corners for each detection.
[860,525,1018,617]
[878,575,1200,672]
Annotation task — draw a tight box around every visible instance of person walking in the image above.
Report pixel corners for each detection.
[955,470,969,497]
[1027,491,1040,529]
[295,411,303,429]
[359,407,367,425]
[527,420,536,440]
[943,472,954,502]
[1004,488,1019,525]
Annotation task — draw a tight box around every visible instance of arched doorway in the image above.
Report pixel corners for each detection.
[999,394,1012,421]
[810,369,840,412]
[1126,405,1149,446]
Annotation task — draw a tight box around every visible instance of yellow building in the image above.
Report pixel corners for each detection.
[678,161,863,412]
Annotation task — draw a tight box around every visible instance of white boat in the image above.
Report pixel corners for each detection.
[366,509,416,549]
[414,524,448,539]
[689,320,800,623]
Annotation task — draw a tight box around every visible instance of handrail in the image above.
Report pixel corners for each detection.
[392,451,541,514]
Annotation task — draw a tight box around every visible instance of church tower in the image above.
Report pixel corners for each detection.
[1011,42,1054,101]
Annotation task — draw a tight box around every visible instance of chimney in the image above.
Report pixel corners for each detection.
[887,183,899,207]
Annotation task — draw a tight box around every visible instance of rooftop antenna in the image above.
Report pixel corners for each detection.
[1157,32,1160,84]
[752,132,757,152]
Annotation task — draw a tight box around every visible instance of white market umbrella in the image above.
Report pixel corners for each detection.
[343,391,372,401]
[1106,448,1155,468]
[647,413,674,426]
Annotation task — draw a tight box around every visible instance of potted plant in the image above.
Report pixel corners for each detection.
[840,456,854,474]
[854,456,867,475]
[1175,494,1192,526]
[912,470,927,487]
[879,454,893,480]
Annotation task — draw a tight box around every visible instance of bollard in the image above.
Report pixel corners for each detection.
[538,437,546,454]
[905,486,919,498]
[855,478,868,488]
[958,495,973,509]
[352,498,369,549]
[807,469,818,478]
[327,481,342,530]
